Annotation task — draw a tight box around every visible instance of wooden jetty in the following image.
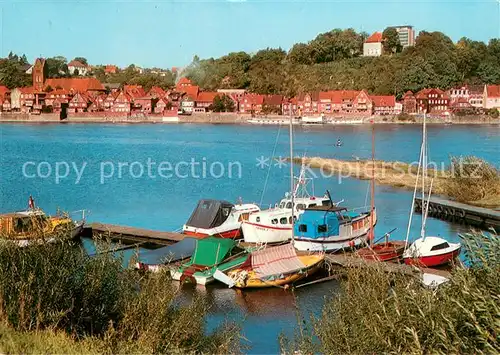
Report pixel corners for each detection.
[325,253,451,279]
[414,196,500,229]
[88,222,186,245]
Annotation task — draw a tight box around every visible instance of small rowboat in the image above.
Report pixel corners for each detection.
[357,240,407,262]
[215,243,324,289]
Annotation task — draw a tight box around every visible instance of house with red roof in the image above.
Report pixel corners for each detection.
[44,78,105,95]
[0,86,10,112]
[176,77,193,90]
[68,92,92,113]
[148,86,167,99]
[105,65,118,74]
[363,32,383,57]
[68,60,89,76]
[195,92,219,112]
[282,97,298,116]
[370,95,396,115]
[45,89,71,113]
[88,93,108,112]
[402,91,417,114]
[133,96,155,114]
[104,91,120,111]
[484,85,500,111]
[263,95,284,114]
[2,98,11,112]
[415,88,450,114]
[180,92,196,114]
[110,92,132,113]
[239,93,265,114]
[124,85,146,99]
[154,97,171,114]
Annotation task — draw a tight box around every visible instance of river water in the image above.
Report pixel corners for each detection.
[1,123,499,353]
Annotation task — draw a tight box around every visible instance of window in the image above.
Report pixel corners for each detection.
[280,217,288,225]
[322,200,332,206]
[271,219,278,225]
[296,204,305,210]
[238,213,250,222]
[308,203,317,208]
[430,242,449,251]
[256,217,260,223]
[298,224,307,232]
[318,224,327,233]
[285,202,292,209]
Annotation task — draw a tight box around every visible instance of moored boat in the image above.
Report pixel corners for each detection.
[214,243,324,288]
[183,199,260,239]
[403,236,461,267]
[357,240,407,262]
[135,237,198,272]
[171,237,247,285]
[242,163,333,244]
[293,205,377,253]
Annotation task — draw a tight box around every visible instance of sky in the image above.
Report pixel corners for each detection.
[0,0,499,69]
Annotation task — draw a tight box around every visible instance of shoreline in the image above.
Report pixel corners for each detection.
[1,114,499,125]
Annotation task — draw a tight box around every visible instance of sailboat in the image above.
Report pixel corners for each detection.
[214,102,324,289]
[402,113,461,267]
[357,122,406,262]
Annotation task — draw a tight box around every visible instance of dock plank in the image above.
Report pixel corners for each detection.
[325,254,451,279]
[89,222,186,242]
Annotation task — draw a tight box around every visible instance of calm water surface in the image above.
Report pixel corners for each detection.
[1,123,499,353]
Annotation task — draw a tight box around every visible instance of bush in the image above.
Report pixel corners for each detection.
[0,237,240,353]
[487,108,499,118]
[281,232,500,354]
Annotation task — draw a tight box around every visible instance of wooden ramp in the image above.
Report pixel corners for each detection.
[414,196,500,229]
[325,254,452,279]
[88,222,186,245]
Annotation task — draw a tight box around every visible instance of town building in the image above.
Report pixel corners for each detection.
[239,93,264,114]
[110,92,132,113]
[484,85,500,111]
[402,91,417,114]
[105,65,118,74]
[363,32,383,57]
[44,78,105,94]
[370,95,396,115]
[68,60,89,76]
[180,94,196,114]
[263,94,284,114]
[415,88,450,114]
[154,97,170,114]
[68,92,91,113]
[391,25,415,48]
[195,92,218,112]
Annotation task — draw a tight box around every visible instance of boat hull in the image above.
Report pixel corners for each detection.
[357,241,407,262]
[294,232,369,252]
[241,221,291,244]
[183,228,241,239]
[404,247,461,267]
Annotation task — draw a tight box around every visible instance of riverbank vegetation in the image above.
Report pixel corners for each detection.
[281,231,500,354]
[295,155,500,208]
[0,237,240,353]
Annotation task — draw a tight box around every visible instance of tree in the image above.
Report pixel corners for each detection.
[73,68,79,76]
[45,56,69,78]
[210,94,235,112]
[382,27,402,54]
[73,57,88,65]
[287,43,312,65]
[0,56,31,89]
[45,85,53,92]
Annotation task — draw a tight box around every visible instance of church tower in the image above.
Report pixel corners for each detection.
[32,58,46,91]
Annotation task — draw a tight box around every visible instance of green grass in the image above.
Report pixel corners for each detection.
[281,231,500,354]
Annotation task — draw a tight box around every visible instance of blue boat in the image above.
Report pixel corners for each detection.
[293,206,376,252]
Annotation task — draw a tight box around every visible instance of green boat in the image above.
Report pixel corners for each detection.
[170,237,247,285]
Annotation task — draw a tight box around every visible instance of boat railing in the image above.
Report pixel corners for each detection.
[68,209,88,222]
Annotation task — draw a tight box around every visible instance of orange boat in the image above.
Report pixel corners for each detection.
[357,239,407,262]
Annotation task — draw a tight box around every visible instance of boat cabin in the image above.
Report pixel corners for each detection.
[294,206,371,239]
[0,210,67,237]
[276,196,331,212]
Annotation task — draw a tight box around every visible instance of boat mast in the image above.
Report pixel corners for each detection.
[404,140,423,248]
[289,102,295,245]
[369,120,375,246]
[420,112,427,239]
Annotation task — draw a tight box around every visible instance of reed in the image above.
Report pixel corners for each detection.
[0,234,241,353]
[281,231,500,354]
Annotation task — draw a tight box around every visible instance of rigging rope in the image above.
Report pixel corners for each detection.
[259,124,282,207]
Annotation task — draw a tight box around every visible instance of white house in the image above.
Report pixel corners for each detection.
[68,60,89,76]
[363,32,383,57]
[484,85,500,111]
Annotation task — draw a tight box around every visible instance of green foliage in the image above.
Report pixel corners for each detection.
[487,108,499,118]
[382,27,402,54]
[184,29,500,96]
[45,56,69,78]
[0,53,31,89]
[282,232,500,354]
[210,94,235,112]
[104,66,175,91]
[0,237,241,353]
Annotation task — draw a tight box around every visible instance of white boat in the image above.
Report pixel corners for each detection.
[402,113,461,267]
[293,205,377,252]
[301,115,325,124]
[183,199,260,239]
[241,163,333,244]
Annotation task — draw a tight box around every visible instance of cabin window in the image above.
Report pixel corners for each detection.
[318,224,328,233]
[271,219,278,225]
[430,242,450,251]
[298,224,307,232]
[308,203,317,208]
[279,202,285,208]
[238,213,249,222]
[296,204,305,210]
[222,207,231,217]
[280,217,288,225]
[286,202,292,209]
[322,200,332,206]
[289,217,293,224]
[256,217,260,223]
